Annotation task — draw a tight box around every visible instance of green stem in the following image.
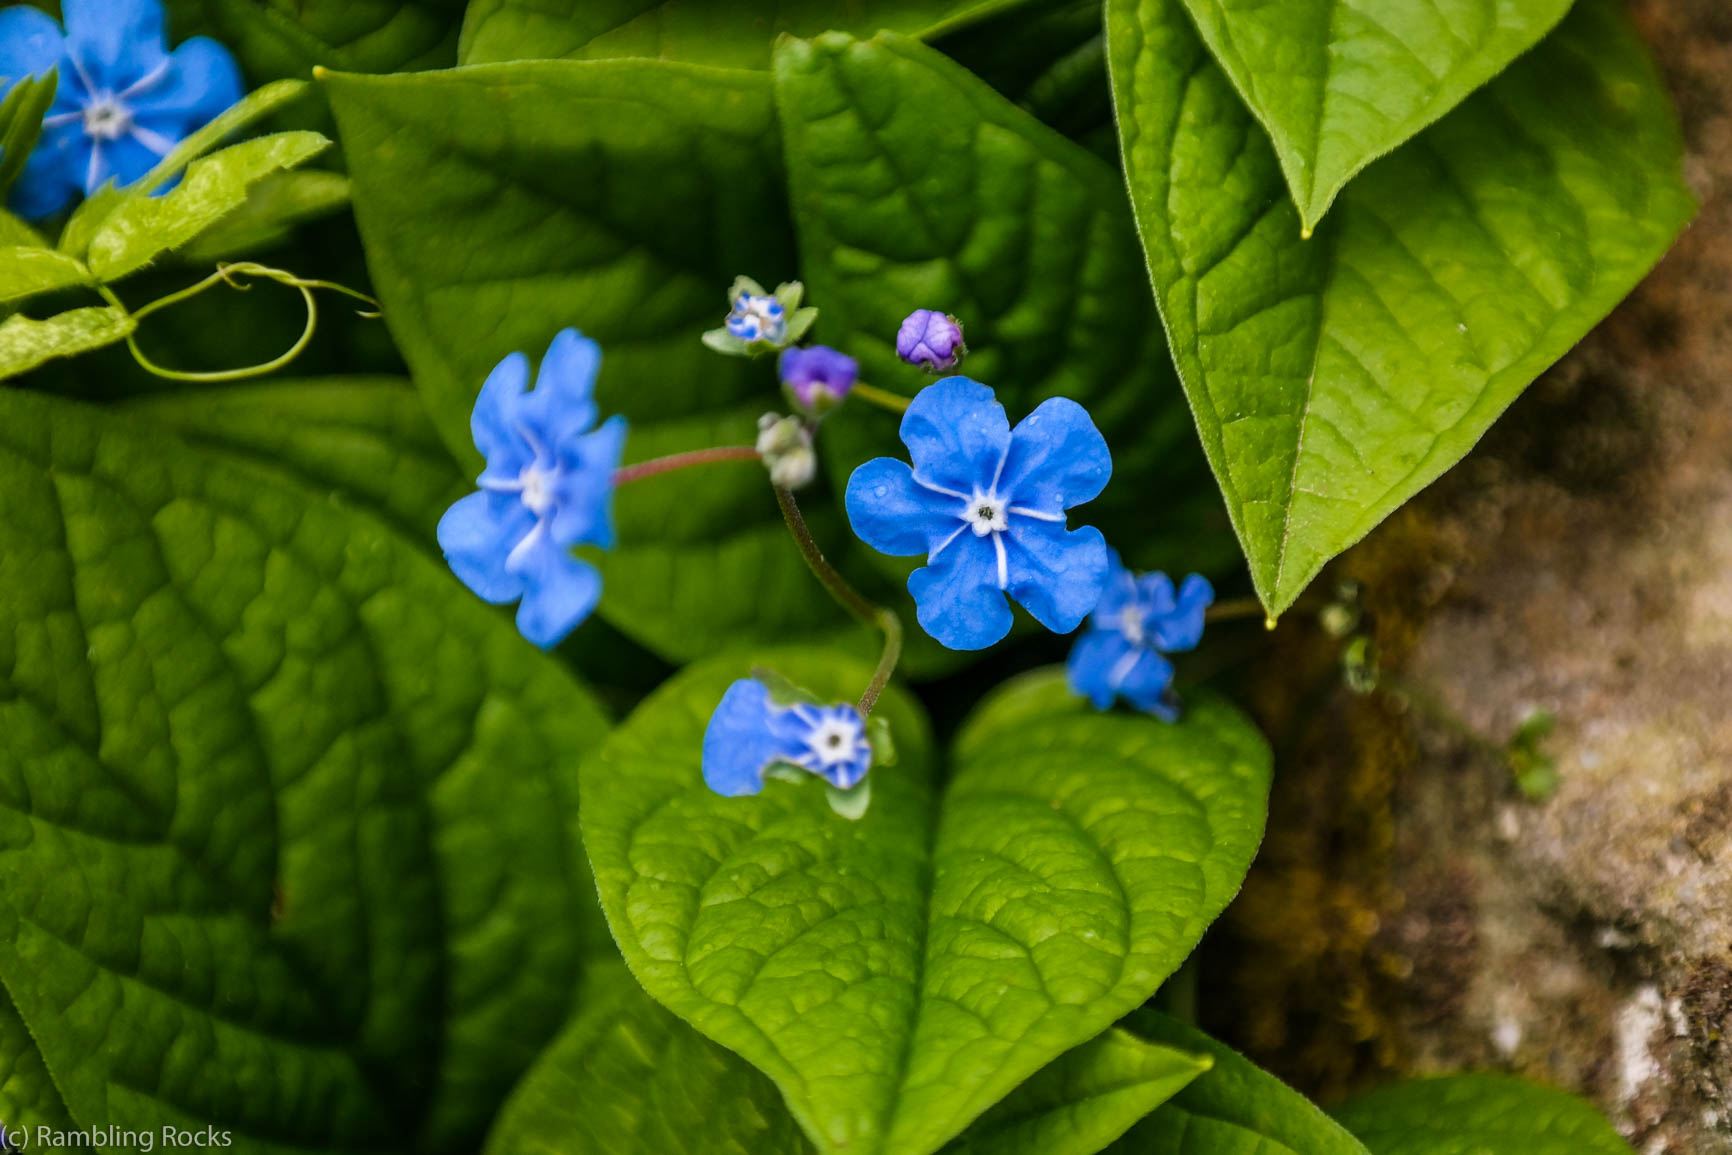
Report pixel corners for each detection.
[851,381,910,415]
[613,445,759,486]
[1203,596,1268,625]
[773,484,903,714]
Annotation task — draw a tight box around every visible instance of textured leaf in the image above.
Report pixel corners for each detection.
[166,0,464,80]
[86,131,332,281]
[1106,0,1695,615]
[773,32,1229,571]
[120,377,469,542]
[483,960,814,1155]
[181,169,353,263]
[1112,1012,1370,1155]
[946,1028,1210,1155]
[1335,1074,1635,1155]
[0,305,135,378]
[326,62,851,662]
[0,386,611,1153]
[457,0,1024,68]
[0,246,93,307]
[584,658,1271,1155]
[1178,0,1574,230]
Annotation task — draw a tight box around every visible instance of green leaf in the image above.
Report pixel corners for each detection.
[166,0,463,80]
[180,169,353,263]
[0,71,57,202]
[772,31,1227,570]
[945,1028,1210,1155]
[0,385,612,1152]
[1106,0,1695,616]
[1334,1074,1635,1155]
[0,305,136,378]
[1176,0,1573,231]
[584,658,1271,1155]
[1112,1012,1370,1154]
[58,78,315,260]
[483,960,815,1155]
[0,982,75,1138]
[0,245,94,307]
[457,0,1027,68]
[325,61,853,662]
[85,130,333,281]
[119,377,469,542]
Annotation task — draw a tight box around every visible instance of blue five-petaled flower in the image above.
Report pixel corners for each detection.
[703,678,872,795]
[1067,553,1213,720]
[0,0,242,220]
[437,329,627,650]
[846,377,1111,651]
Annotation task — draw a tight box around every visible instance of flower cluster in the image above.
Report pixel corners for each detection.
[0,0,242,219]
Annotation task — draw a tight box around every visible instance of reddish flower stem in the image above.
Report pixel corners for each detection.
[613,445,759,486]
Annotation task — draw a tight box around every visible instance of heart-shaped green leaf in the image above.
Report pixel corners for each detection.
[166,0,463,78]
[326,62,854,662]
[773,31,1233,576]
[0,386,611,1152]
[1113,1012,1370,1154]
[458,0,1026,68]
[1335,1074,1635,1155]
[1175,0,1574,230]
[584,659,1270,1155]
[1106,0,1694,616]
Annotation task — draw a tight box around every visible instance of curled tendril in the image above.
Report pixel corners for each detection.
[99,261,380,384]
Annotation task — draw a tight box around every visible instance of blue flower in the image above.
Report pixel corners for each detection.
[437,329,627,649]
[1067,554,1213,720]
[0,0,243,220]
[779,343,857,412]
[896,309,965,372]
[703,678,873,796]
[726,290,786,343]
[846,377,1111,650]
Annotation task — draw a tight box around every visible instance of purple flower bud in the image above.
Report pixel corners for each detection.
[779,344,858,411]
[896,310,965,373]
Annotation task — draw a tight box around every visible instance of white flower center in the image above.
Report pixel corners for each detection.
[82,96,133,141]
[805,715,866,769]
[1119,606,1146,646]
[519,463,558,517]
[963,490,1008,537]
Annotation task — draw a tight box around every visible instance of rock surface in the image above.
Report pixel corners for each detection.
[1207,4,1732,1151]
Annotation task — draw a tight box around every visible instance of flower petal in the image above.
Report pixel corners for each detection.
[508,533,602,649]
[899,376,1010,494]
[96,133,159,192]
[0,7,65,84]
[550,414,626,549]
[702,679,808,797]
[908,532,1013,650]
[8,121,85,220]
[845,456,961,559]
[1004,519,1109,635]
[1066,629,1134,710]
[472,350,532,478]
[129,36,241,126]
[437,490,532,604]
[516,327,599,442]
[62,0,168,89]
[999,396,1112,515]
[1117,649,1179,719]
[1150,574,1214,653]
[1088,548,1138,626]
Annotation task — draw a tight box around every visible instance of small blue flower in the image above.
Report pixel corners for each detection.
[846,377,1111,651]
[1067,554,1213,720]
[703,678,873,796]
[0,0,243,220]
[437,329,627,649]
[779,343,857,412]
[726,290,786,343]
[896,309,965,373]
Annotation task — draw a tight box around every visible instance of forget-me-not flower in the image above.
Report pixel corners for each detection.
[727,289,786,343]
[0,0,242,220]
[703,677,873,795]
[897,310,965,373]
[846,377,1111,651]
[1067,553,1212,720]
[779,344,857,413]
[437,329,626,649]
